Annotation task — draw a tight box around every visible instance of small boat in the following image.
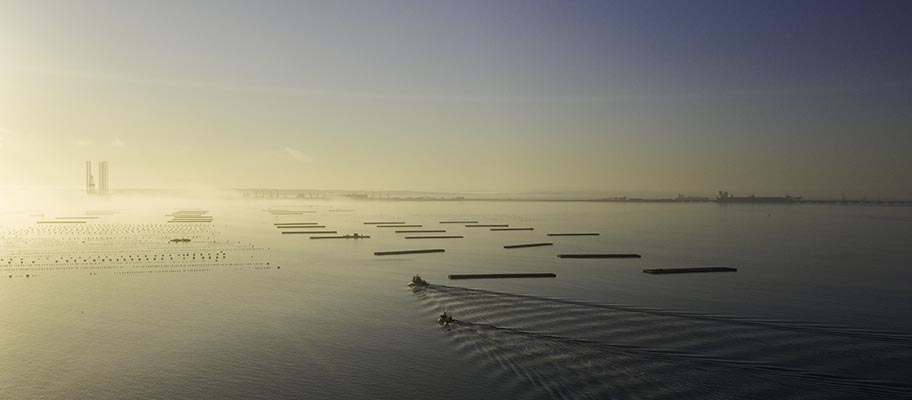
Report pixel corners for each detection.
[437,310,455,325]
[408,275,429,287]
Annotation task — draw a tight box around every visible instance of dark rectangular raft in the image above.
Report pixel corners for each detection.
[37,221,87,224]
[377,224,422,228]
[274,222,319,225]
[310,235,371,239]
[396,230,446,233]
[548,233,600,236]
[558,253,641,258]
[404,236,463,239]
[439,220,479,224]
[449,273,556,279]
[277,225,326,228]
[281,231,338,235]
[491,227,533,231]
[364,221,405,225]
[504,242,553,249]
[466,224,509,227]
[644,267,737,274]
[374,249,445,256]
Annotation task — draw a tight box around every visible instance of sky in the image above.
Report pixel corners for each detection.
[1,0,910,198]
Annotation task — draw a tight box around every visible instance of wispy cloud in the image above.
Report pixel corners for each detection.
[284,146,312,163]
[6,63,912,106]
[0,127,30,150]
[0,63,647,104]
[75,139,92,147]
[113,136,126,147]
[0,128,9,149]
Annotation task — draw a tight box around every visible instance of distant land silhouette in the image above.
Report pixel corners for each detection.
[233,189,912,205]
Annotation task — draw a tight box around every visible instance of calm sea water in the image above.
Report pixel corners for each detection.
[2,195,911,399]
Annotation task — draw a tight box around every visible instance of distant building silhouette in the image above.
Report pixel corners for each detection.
[98,161,109,194]
[85,161,96,194]
[85,161,109,195]
[716,190,800,203]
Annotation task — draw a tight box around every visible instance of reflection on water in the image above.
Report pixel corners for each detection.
[2,192,912,399]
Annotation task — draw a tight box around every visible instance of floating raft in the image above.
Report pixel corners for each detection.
[466,224,509,228]
[395,229,446,233]
[439,220,479,224]
[277,225,326,228]
[310,235,371,240]
[55,216,100,220]
[374,249,445,256]
[644,267,737,274]
[364,221,405,225]
[37,221,86,224]
[558,253,641,259]
[504,242,553,249]
[547,233,600,236]
[404,236,463,239]
[274,222,319,225]
[378,224,422,228]
[449,273,556,280]
[491,227,533,231]
[281,231,338,235]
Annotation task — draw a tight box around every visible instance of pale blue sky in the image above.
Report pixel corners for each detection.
[1,1,910,198]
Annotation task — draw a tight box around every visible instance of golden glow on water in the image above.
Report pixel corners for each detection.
[2,193,912,399]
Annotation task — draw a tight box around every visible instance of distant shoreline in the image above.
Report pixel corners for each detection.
[234,189,912,206]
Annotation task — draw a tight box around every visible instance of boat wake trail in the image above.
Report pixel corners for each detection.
[413,285,912,400]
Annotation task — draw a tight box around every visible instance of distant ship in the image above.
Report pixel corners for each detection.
[716,190,802,204]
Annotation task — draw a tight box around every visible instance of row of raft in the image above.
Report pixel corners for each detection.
[378,249,735,275]
[446,268,738,278]
[274,220,598,240]
[273,220,737,275]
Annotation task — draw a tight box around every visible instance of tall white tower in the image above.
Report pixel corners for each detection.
[86,161,96,194]
[98,161,109,194]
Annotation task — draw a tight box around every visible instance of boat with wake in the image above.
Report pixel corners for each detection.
[408,275,429,287]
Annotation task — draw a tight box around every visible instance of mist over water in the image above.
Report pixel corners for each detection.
[2,192,911,399]
[5,2,912,398]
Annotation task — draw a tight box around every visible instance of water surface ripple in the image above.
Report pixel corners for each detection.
[415,285,912,400]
